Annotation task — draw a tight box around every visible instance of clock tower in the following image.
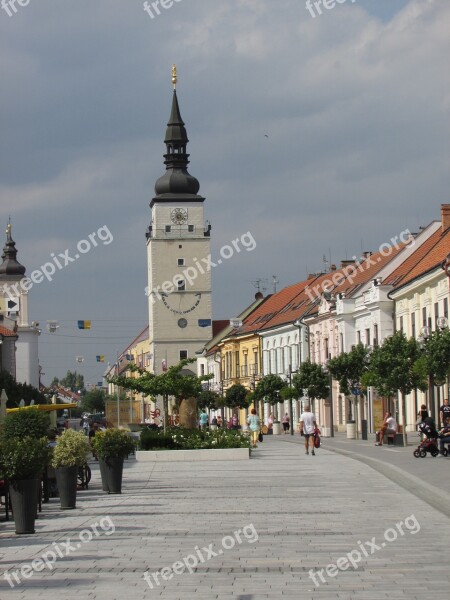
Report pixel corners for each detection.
[146,67,212,373]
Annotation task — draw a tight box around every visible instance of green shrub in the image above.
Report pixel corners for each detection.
[91,429,136,460]
[139,427,251,451]
[1,408,50,440]
[51,429,90,468]
[0,436,50,481]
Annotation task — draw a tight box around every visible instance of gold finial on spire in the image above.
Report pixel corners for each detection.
[6,221,11,236]
[172,64,177,90]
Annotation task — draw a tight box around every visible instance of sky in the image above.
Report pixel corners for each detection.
[0,0,449,388]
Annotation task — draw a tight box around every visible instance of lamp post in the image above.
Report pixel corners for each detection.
[286,365,295,436]
[324,360,335,438]
[419,326,436,421]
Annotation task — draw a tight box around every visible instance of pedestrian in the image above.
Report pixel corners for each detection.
[282,412,290,434]
[211,416,218,430]
[247,408,261,448]
[199,409,209,430]
[299,405,317,456]
[375,412,397,446]
[439,398,450,428]
[438,417,450,456]
[232,414,238,429]
[268,413,274,432]
[217,415,223,428]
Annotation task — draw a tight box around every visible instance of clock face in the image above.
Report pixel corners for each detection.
[178,318,188,328]
[161,292,201,315]
[171,207,188,224]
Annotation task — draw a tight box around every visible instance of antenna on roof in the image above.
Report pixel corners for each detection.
[251,278,268,294]
[322,255,329,273]
[272,275,279,293]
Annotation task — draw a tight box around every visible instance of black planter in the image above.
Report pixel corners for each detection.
[102,457,124,494]
[55,466,78,509]
[98,459,110,492]
[9,479,40,534]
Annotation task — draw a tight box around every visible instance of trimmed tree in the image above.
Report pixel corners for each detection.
[254,374,285,408]
[110,359,213,431]
[292,359,329,414]
[224,384,251,413]
[364,332,427,446]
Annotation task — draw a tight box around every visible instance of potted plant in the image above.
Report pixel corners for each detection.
[51,430,90,509]
[91,429,136,494]
[0,437,50,534]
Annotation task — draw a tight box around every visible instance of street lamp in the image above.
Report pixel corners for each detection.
[285,365,295,436]
[324,359,335,438]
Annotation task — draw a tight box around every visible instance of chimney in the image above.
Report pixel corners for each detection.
[442,204,450,232]
[340,260,356,268]
[330,264,337,271]
[362,251,372,259]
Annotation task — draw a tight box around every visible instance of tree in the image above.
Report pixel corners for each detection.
[197,389,220,411]
[0,371,47,408]
[224,384,251,411]
[292,359,329,414]
[254,374,285,406]
[422,328,450,386]
[110,359,212,432]
[59,370,85,394]
[79,389,106,414]
[364,332,427,446]
[328,344,372,421]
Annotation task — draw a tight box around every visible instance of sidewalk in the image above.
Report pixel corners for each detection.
[1,438,450,599]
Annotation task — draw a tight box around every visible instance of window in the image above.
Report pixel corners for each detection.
[357,331,361,344]
[165,225,171,233]
[200,364,205,376]
[340,333,344,353]
[177,258,185,267]
[235,352,240,378]
[188,225,194,232]
[179,350,188,360]
[176,279,185,291]
[422,307,427,327]
[373,324,379,347]
[444,298,449,320]
[434,302,439,328]
[411,313,416,339]
[399,316,403,332]
[365,329,370,345]
[254,350,259,375]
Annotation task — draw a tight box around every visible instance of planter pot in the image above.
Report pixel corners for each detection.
[100,457,124,494]
[98,459,109,491]
[9,479,40,534]
[55,466,78,509]
[272,422,281,435]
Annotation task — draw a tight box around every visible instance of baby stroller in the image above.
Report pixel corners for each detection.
[413,421,439,458]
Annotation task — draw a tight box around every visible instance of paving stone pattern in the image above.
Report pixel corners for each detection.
[1,438,449,599]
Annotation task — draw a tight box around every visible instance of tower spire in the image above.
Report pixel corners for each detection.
[0,221,26,279]
[153,66,201,198]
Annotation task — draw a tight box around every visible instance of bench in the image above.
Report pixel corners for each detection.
[374,433,405,446]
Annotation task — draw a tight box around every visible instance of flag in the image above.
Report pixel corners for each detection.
[96,355,105,363]
[78,320,91,330]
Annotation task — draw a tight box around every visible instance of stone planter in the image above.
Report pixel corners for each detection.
[9,479,40,534]
[272,422,281,435]
[136,448,250,462]
[55,466,78,509]
[99,457,124,494]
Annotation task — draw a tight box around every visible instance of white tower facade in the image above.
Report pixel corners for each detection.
[146,71,212,373]
[0,223,40,388]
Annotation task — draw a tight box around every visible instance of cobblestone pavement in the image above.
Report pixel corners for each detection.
[1,438,450,599]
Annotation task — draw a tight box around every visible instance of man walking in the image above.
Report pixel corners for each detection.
[299,405,317,456]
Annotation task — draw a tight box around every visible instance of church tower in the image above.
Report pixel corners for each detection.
[0,223,40,387]
[146,67,212,373]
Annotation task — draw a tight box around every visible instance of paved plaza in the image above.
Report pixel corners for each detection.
[1,436,450,600]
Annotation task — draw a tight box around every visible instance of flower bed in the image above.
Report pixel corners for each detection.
[139,427,251,451]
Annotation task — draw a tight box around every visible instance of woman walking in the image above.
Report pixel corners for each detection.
[247,409,261,448]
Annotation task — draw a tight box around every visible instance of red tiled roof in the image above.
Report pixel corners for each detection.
[0,325,17,337]
[385,227,450,289]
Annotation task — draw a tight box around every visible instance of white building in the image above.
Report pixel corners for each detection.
[0,224,40,388]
